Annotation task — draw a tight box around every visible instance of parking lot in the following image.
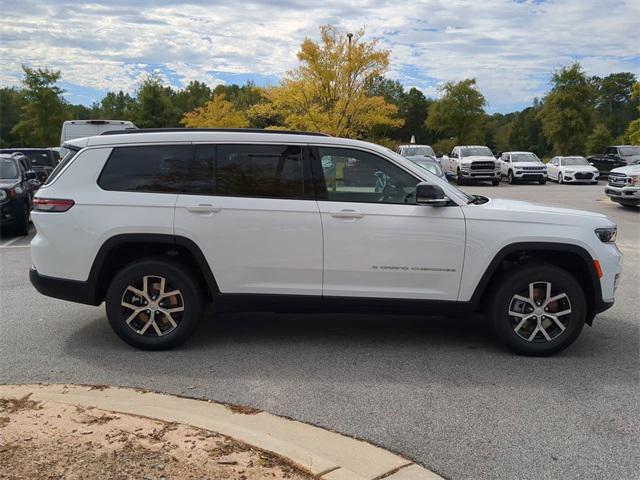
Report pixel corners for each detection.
[0,181,638,480]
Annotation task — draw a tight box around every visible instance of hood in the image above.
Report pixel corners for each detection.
[559,164,598,172]
[464,197,614,228]
[0,179,19,189]
[509,162,546,168]
[611,164,640,175]
[460,155,496,163]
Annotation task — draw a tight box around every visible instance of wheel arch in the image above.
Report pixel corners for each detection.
[470,242,603,323]
[89,234,219,305]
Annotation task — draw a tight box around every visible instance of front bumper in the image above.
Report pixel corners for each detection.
[460,170,501,179]
[0,201,23,226]
[605,185,640,204]
[562,172,599,183]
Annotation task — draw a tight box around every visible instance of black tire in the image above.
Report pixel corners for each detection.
[507,171,515,184]
[488,263,586,356]
[456,169,465,186]
[558,173,563,184]
[14,201,30,236]
[492,178,500,186]
[539,179,547,185]
[105,258,203,350]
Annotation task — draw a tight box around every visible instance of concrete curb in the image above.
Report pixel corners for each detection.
[0,384,444,480]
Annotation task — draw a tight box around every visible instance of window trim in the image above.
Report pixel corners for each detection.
[308,145,423,205]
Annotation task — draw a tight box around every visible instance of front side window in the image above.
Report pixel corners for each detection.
[318,147,418,204]
[216,144,303,198]
[98,145,191,193]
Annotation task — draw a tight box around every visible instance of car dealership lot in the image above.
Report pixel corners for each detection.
[1,182,638,480]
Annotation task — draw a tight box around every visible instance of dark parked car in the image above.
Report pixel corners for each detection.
[0,154,38,235]
[587,145,640,177]
[0,148,60,183]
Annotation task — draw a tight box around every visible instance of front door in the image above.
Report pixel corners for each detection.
[174,143,323,296]
[313,146,466,301]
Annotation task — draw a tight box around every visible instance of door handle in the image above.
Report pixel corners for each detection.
[329,209,365,219]
[185,204,221,214]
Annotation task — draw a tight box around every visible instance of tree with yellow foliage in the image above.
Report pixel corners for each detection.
[248,25,402,137]
[181,93,248,128]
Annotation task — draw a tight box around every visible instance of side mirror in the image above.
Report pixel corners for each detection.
[589,162,594,166]
[442,155,449,161]
[416,182,449,207]
[26,170,37,180]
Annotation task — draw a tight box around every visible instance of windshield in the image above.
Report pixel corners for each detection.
[404,146,435,157]
[511,153,541,163]
[0,159,19,179]
[460,147,493,157]
[410,158,443,176]
[619,146,640,156]
[561,157,588,166]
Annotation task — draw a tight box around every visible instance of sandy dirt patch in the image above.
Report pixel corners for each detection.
[0,394,315,480]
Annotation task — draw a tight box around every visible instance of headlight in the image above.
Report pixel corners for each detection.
[630,175,639,186]
[0,190,6,201]
[595,227,617,243]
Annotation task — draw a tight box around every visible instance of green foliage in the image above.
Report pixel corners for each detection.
[625,82,640,145]
[426,79,486,144]
[592,72,638,137]
[0,87,26,146]
[132,73,179,128]
[538,64,596,155]
[11,65,67,146]
[100,91,136,120]
[586,124,614,155]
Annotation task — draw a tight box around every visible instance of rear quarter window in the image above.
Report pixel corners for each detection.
[98,145,192,193]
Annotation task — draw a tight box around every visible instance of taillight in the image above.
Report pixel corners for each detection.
[33,198,75,212]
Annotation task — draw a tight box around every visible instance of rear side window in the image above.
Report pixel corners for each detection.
[44,148,79,185]
[216,144,303,198]
[98,145,192,193]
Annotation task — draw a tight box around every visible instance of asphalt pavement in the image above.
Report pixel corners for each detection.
[1,182,638,480]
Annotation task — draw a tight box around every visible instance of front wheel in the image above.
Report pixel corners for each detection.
[507,171,515,184]
[558,173,564,184]
[492,178,500,186]
[539,179,547,185]
[488,264,586,356]
[14,201,30,236]
[456,169,465,186]
[105,258,203,350]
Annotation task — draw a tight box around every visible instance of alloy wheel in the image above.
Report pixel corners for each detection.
[508,281,572,342]
[120,275,184,337]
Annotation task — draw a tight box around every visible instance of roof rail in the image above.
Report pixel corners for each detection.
[100,128,331,137]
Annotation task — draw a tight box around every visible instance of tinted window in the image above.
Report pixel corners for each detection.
[182,144,215,195]
[99,145,191,193]
[318,147,418,204]
[216,144,303,198]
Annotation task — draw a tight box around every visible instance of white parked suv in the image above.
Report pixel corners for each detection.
[499,151,547,184]
[441,146,501,186]
[605,164,640,208]
[30,129,623,356]
[547,156,600,184]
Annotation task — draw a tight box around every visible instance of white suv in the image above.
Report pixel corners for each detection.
[30,129,623,356]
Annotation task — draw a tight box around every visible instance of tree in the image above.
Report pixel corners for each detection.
[625,82,640,145]
[133,73,179,128]
[100,91,136,119]
[593,72,637,136]
[214,82,263,112]
[585,124,614,154]
[0,87,26,146]
[507,104,548,156]
[174,81,212,116]
[248,25,402,137]
[11,66,67,146]
[538,63,596,154]
[399,88,434,144]
[426,79,486,144]
[181,93,248,128]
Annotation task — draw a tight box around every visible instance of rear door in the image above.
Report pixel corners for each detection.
[312,146,465,300]
[174,143,323,296]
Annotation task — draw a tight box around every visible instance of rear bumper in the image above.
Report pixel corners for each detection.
[29,267,100,306]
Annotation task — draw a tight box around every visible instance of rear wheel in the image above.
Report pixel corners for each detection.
[105,258,203,350]
[489,264,586,356]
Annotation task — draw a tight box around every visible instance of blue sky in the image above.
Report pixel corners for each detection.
[1,0,638,113]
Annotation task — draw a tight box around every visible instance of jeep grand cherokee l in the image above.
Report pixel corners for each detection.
[29,129,623,356]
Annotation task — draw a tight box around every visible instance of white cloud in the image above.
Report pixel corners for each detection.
[0,0,638,111]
